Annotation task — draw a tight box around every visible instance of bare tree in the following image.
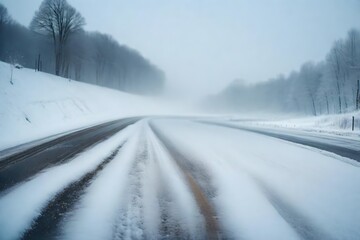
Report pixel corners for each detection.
[0,4,11,58]
[30,0,85,76]
[343,29,360,109]
[327,43,344,113]
[0,4,11,26]
[0,3,164,95]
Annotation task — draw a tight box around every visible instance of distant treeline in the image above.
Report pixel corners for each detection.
[207,29,360,115]
[0,1,165,95]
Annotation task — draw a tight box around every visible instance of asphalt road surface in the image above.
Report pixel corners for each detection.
[0,117,140,192]
[199,120,360,163]
[0,117,359,240]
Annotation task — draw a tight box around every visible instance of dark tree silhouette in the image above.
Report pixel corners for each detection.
[0,3,165,95]
[0,3,11,26]
[30,0,85,76]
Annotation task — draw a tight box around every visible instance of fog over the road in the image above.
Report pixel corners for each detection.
[2,0,360,99]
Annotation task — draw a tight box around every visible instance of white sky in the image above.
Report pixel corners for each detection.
[2,0,360,99]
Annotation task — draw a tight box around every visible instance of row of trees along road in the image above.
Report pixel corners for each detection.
[207,29,360,115]
[0,0,165,95]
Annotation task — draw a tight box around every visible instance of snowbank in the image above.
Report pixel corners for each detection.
[0,61,194,150]
[229,111,360,137]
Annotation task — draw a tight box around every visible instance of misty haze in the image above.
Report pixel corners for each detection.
[0,0,359,239]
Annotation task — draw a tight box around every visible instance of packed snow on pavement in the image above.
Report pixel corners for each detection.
[0,118,359,239]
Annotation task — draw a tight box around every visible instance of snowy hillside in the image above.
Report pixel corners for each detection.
[0,61,192,150]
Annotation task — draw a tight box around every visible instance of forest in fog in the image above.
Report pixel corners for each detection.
[0,1,165,95]
[207,29,360,115]
[1,0,359,116]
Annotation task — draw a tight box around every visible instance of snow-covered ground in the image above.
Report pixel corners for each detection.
[0,61,198,150]
[228,111,360,137]
[0,118,359,239]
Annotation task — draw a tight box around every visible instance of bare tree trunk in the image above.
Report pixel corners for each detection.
[343,93,348,111]
[356,79,360,110]
[336,81,342,113]
[53,34,60,76]
[310,97,316,116]
[75,62,81,80]
[325,94,330,114]
[55,43,61,76]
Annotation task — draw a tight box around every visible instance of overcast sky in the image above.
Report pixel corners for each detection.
[2,0,360,98]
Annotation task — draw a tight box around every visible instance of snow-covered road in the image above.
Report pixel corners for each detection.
[0,118,359,240]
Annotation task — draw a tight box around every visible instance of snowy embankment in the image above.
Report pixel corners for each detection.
[0,61,193,150]
[229,111,360,137]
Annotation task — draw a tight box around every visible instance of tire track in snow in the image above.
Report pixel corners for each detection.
[146,123,206,239]
[215,145,334,240]
[113,137,148,239]
[61,120,201,240]
[22,143,126,240]
[149,122,222,239]
[149,122,217,199]
[252,177,335,240]
[181,170,219,239]
[147,126,207,239]
[60,121,149,240]
[156,177,187,239]
[113,123,206,239]
[212,146,334,240]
